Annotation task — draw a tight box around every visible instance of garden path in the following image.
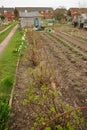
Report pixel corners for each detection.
[0,25,18,56]
[0,25,11,35]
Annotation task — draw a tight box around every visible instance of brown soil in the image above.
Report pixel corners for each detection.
[10,27,87,130]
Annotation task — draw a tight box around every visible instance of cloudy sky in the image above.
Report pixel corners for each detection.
[0,0,87,9]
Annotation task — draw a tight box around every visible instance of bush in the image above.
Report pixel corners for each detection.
[0,94,10,130]
[0,15,5,21]
[0,76,13,92]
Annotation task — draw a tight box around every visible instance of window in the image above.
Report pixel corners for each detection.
[25,9,27,13]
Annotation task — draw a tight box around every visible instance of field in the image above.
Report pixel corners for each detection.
[10,25,87,130]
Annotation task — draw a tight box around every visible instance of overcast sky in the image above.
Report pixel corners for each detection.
[0,0,87,9]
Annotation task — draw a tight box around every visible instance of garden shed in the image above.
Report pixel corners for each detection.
[19,11,41,28]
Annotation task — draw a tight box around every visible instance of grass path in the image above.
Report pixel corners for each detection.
[0,27,23,94]
[0,23,17,43]
[0,28,24,130]
[0,25,12,34]
[0,25,18,56]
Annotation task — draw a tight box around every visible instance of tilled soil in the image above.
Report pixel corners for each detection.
[40,32,87,107]
[10,27,87,130]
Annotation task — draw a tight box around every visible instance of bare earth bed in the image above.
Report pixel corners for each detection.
[10,27,87,130]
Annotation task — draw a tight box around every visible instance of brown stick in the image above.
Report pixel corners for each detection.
[38,106,87,130]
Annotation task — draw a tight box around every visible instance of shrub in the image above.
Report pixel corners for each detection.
[0,76,13,93]
[0,94,10,130]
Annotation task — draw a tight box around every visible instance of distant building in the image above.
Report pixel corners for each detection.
[16,7,53,19]
[68,8,87,28]
[68,8,87,20]
[0,6,53,24]
[0,7,14,14]
[0,7,15,20]
[19,11,41,28]
[4,13,15,21]
[16,7,53,28]
[78,13,87,28]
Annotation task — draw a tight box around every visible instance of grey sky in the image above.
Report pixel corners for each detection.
[0,0,87,9]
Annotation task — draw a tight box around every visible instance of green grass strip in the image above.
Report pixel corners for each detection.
[0,22,17,43]
[0,25,7,32]
[0,29,23,95]
[0,21,13,31]
[0,27,26,130]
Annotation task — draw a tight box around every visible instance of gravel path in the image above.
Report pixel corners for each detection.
[0,25,18,56]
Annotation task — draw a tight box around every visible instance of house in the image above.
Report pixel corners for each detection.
[68,8,87,20]
[0,7,14,14]
[19,11,41,28]
[78,13,87,28]
[0,7,15,20]
[3,13,15,21]
[16,7,53,28]
[68,8,87,28]
[16,7,53,19]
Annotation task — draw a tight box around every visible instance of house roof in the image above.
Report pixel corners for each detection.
[69,8,87,15]
[19,11,40,18]
[0,7,14,14]
[0,7,53,16]
[16,7,53,12]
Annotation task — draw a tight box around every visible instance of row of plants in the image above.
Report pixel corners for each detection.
[0,21,17,43]
[23,29,87,130]
[49,33,87,61]
[67,29,87,42]
[0,28,26,130]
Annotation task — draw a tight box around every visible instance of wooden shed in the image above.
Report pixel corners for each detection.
[19,11,41,28]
